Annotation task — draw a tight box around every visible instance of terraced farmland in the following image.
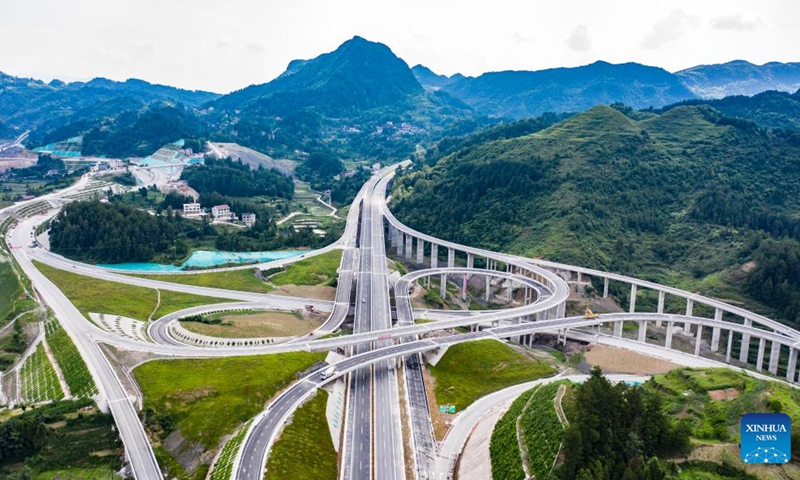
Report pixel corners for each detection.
[19,342,65,403]
[45,318,98,398]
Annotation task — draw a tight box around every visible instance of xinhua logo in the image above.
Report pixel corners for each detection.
[740,413,791,464]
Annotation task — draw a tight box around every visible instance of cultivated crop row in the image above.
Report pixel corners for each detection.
[45,318,98,398]
[489,387,537,480]
[520,383,565,480]
[19,342,65,403]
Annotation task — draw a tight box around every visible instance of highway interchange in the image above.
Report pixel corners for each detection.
[4,164,800,480]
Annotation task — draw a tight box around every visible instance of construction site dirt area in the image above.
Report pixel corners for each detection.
[271,284,337,301]
[583,344,680,375]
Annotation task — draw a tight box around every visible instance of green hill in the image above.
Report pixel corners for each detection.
[391,105,800,325]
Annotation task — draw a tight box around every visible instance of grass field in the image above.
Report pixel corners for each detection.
[180,310,322,338]
[131,268,272,294]
[35,468,118,480]
[133,352,325,475]
[270,250,342,286]
[428,340,555,409]
[265,390,336,480]
[34,261,229,320]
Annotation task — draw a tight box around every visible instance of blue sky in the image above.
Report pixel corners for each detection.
[0,0,797,93]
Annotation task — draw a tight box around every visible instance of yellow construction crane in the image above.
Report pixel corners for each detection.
[584,306,600,319]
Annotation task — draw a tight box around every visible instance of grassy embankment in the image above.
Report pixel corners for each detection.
[264,390,337,480]
[134,352,325,480]
[131,268,273,293]
[428,339,555,410]
[34,261,230,320]
[268,250,342,286]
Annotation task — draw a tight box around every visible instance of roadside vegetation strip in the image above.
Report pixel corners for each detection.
[130,268,273,293]
[209,419,253,480]
[427,339,555,410]
[33,260,230,321]
[19,342,65,403]
[0,258,24,324]
[269,250,342,286]
[133,352,325,478]
[45,318,98,398]
[264,390,337,480]
[489,388,537,480]
[519,382,565,480]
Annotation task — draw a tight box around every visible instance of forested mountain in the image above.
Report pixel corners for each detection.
[181,157,294,199]
[79,103,209,158]
[208,36,473,161]
[676,60,800,98]
[411,65,465,90]
[391,104,800,325]
[415,61,696,118]
[657,89,800,131]
[0,71,218,133]
[0,119,16,141]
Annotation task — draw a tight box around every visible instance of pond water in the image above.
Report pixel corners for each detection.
[97,249,306,272]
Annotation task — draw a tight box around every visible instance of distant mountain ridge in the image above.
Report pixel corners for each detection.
[414,61,696,118]
[676,60,800,98]
[413,60,800,119]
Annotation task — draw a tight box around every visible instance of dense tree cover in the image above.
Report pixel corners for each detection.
[49,201,188,263]
[559,368,690,480]
[391,104,800,324]
[0,399,123,477]
[81,104,208,158]
[182,156,294,199]
[657,89,800,131]
[9,155,66,179]
[422,113,568,167]
[744,238,800,324]
[295,150,344,182]
[328,167,373,205]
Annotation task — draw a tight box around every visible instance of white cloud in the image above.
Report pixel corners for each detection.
[566,25,591,52]
[711,14,763,31]
[641,10,698,50]
[130,41,158,62]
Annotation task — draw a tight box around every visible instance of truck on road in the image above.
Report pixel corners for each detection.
[319,365,335,380]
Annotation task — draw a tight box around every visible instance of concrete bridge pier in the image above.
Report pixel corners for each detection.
[769,341,781,375]
[395,231,403,256]
[416,238,424,264]
[685,299,694,335]
[756,337,766,371]
[787,348,798,382]
[557,302,566,319]
[664,321,674,349]
[694,324,703,356]
[440,274,447,299]
[603,278,609,298]
[656,291,665,317]
[629,284,637,313]
[447,248,455,268]
[466,253,474,275]
[726,329,734,364]
[638,320,647,343]
[485,275,491,301]
[711,327,721,352]
[613,320,623,338]
[739,318,753,363]
[404,234,413,259]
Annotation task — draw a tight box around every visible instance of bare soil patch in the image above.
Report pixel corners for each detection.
[708,388,739,401]
[180,311,324,338]
[272,285,337,301]
[583,344,679,375]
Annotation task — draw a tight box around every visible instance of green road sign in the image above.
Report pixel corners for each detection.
[448,405,456,413]
[439,405,446,413]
